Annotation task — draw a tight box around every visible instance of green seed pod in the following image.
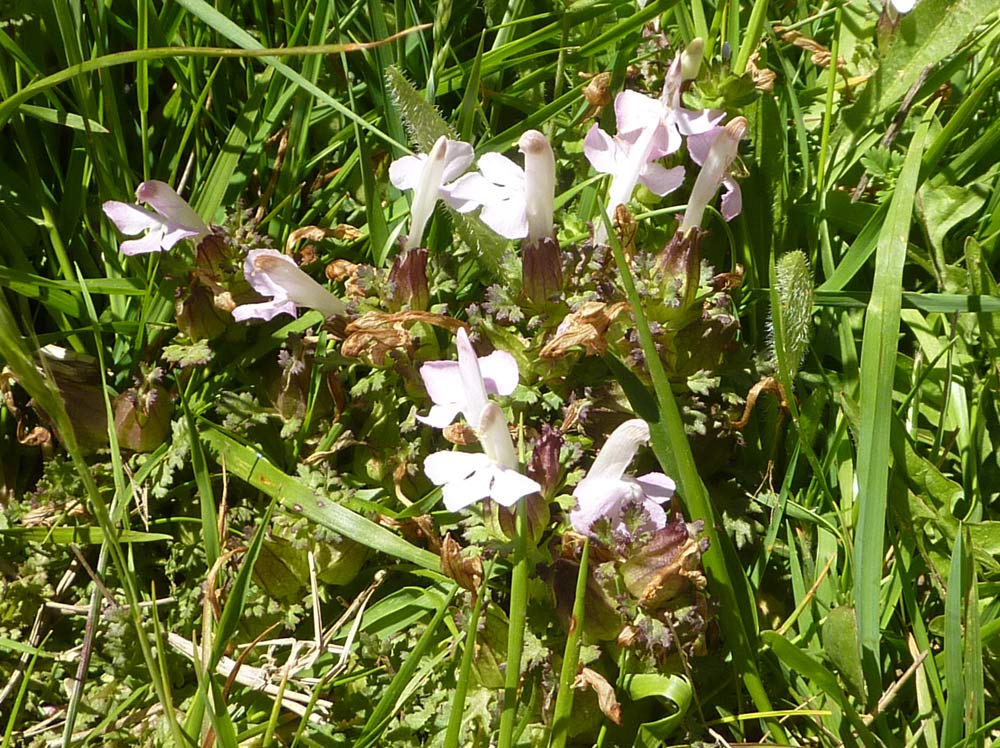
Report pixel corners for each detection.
[771,250,814,378]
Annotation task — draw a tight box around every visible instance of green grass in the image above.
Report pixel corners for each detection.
[2,0,1000,746]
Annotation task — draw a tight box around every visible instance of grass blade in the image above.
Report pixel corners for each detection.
[854,102,937,699]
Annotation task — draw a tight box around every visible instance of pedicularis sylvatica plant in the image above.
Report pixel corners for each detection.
[4,0,997,745]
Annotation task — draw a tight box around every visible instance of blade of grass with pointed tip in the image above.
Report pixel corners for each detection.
[601,216,783,741]
[854,101,937,701]
[199,425,441,571]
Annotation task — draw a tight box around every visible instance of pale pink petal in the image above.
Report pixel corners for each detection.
[389,154,426,191]
[638,163,685,197]
[478,194,528,240]
[614,90,664,136]
[102,201,161,235]
[635,472,676,502]
[686,127,720,167]
[489,465,541,507]
[159,226,202,250]
[456,328,489,428]
[583,125,623,175]
[588,419,650,481]
[442,468,494,512]
[445,172,499,208]
[418,360,463,406]
[231,299,298,322]
[244,249,296,297]
[478,351,519,396]
[120,232,169,256]
[570,477,640,534]
[720,177,742,221]
[136,180,207,232]
[416,404,463,428]
[676,107,726,137]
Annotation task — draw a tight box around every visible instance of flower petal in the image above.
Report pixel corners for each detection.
[416,404,463,428]
[635,472,676,502]
[476,152,525,189]
[120,231,169,256]
[102,201,162,235]
[479,195,528,240]
[720,177,742,221]
[639,163,685,197]
[418,360,463,406]
[456,328,489,428]
[135,180,207,233]
[587,419,650,482]
[424,450,492,485]
[489,465,541,507]
[478,350,519,396]
[583,125,623,176]
[442,468,494,512]
[231,299,298,322]
[614,90,664,137]
[441,140,475,183]
[388,154,426,192]
[570,477,640,534]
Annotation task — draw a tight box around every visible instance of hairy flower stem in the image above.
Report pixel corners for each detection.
[602,215,788,743]
[548,538,590,748]
[497,498,529,748]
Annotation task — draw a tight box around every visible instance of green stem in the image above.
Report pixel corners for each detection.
[497,499,529,748]
[548,539,590,748]
[605,220,786,742]
[444,565,492,748]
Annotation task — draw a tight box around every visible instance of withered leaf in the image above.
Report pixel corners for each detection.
[341,312,465,366]
[540,302,629,359]
[573,668,622,725]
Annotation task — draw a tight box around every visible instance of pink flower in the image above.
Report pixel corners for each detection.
[102,180,208,256]
[420,328,540,511]
[417,331,519,428]
[679,117,747,233]
[584,51,723,239]
[231,249,347,322]
[570,419,676,538]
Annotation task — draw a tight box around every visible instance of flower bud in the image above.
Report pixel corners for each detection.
[657,226,706,309]
[521,235,563,302]
[176,280,229,341]
[388,247,430,310]
[113,384,173,452]
[526,424,563,498]
[620,519,708,609]
[681,37,705,81]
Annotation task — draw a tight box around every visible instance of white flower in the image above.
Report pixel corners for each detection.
[389,136,475,250]
[102,180,208,256]
[446,129,557,242]
[231,249,347,321]
[570,419,676,537]
[420,328,540,512]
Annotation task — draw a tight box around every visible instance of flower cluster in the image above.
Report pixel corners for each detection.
[418,328,541,512]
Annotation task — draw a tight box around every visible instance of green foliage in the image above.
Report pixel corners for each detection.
[2,0,1000,746]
